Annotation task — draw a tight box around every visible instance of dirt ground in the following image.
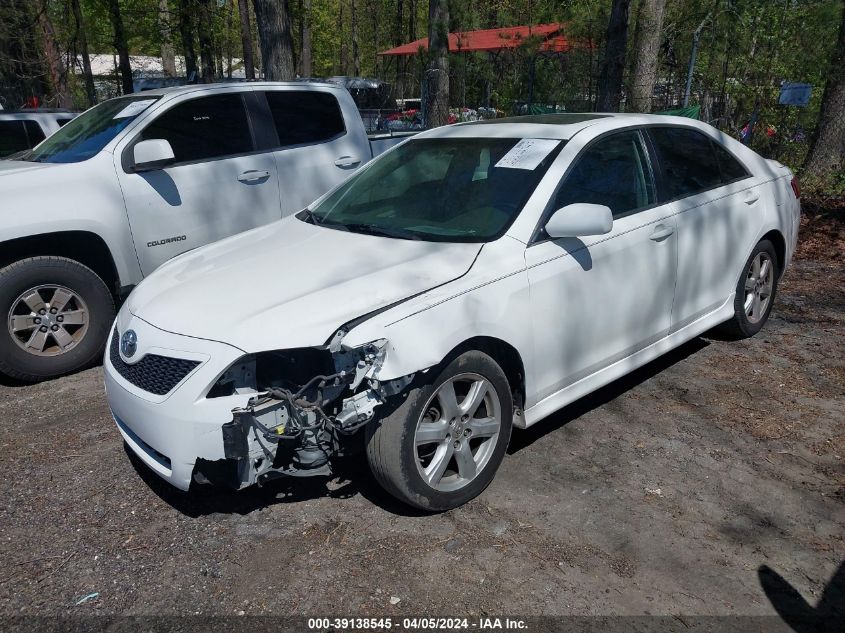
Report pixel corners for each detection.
[0,209,842,624]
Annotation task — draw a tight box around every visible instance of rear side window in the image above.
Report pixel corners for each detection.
[554,130,656,218]
[139,93,253,163]
[265,91,345,147]
[23,120,46,145]
[649,127,722,200]
[0,121,30,156]
[712,141,749,182]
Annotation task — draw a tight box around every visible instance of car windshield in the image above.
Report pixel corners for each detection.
[306,137,564,242]
[19,95,160,164]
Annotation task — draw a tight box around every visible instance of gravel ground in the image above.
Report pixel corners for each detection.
[0,231,842,623]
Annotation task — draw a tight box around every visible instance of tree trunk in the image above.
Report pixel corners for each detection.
[394,0,404,97]
[300,0,311,77]
[803,4,845,177]
[252,0,295,81]
[351,0,360,76]
[628,0,665,112]
[159,0,177,77]
[37,0,73,107]
[197,0,216,82]
[237,0,255,79]
[426,0,449,127]
[106,0,133,94]
[70,0,96,105]
[597,0,631,112]
[178,0,198,81]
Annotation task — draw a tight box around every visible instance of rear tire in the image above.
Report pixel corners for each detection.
[717,239,779,339]
[366,351,513,511]
[0,257,115,382]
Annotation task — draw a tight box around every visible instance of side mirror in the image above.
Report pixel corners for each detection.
[544,203,613,238]
[132,139,175,172]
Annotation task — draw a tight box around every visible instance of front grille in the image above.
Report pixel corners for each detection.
[109,331,200,396]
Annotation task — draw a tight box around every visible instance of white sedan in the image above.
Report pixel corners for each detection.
[104,113,800,510]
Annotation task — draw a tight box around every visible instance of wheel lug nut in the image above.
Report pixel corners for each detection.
[34,318,41,324]
[40,326,48,332]
[38,309,46,315]
[464,429,470,436]
[453,440,460,448]
[50,307,57,314]
[51,325,59,331]
[56,315,63,322]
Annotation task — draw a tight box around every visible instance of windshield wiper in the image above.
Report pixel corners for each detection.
[342,223,422,240]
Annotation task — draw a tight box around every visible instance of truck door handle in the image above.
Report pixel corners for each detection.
[334,155,361,168]
[649,224,674,241]
[237,170,270,183]
[743,191,760,205]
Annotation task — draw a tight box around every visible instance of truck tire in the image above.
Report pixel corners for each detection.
[366,350,513,511]
[0,257,115,382]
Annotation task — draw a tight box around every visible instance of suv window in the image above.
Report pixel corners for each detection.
[265,91,345,147]
[0,121,30,157]
[712,141,749,182]
[139,93,253,163]
[649,127,723,199]
[554,130,656,218]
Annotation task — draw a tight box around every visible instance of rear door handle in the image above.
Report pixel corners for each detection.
[743,191,760,205]
[334,155,361,168]
[237,170,270,183]
[649,224,675,241]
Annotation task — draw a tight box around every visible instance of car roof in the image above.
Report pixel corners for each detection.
[419,112,714,141]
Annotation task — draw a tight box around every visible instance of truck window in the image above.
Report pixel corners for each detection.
[23,120,46,146]
[139,93,253,164]
[0,121,29,157]
[265,91,346,148]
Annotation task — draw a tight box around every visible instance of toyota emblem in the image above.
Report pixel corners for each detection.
[120,330,138,358]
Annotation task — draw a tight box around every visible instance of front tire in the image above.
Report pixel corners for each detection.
[366,351,513,511]
[0,257,115,382]
[717,239,779,338]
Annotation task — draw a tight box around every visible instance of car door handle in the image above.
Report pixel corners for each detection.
[743,191,760,205]
[334,155,361,168]
[649,224,675,241]
[237,170,270,183]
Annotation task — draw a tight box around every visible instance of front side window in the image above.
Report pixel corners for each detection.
[553,130,656,218]
[307,137,563,242]
[139,93,253,164]
[19,95,159,163]
[265,91,345,147]
[650,127,723,199]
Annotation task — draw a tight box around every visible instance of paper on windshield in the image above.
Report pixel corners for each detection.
[494,138,560,170]
[113,99,157,119]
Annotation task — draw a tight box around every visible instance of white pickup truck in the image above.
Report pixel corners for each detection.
[0,82,410,382]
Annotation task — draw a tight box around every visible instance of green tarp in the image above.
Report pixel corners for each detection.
[655,105,701,119]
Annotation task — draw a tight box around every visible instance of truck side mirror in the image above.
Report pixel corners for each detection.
[545,203,613,238]
[132,139,175,172]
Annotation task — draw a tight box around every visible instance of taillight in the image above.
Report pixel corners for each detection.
[790,177,801,199]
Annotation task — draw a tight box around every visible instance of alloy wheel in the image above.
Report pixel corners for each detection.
[7,285,90,357]
[743,252,774,324]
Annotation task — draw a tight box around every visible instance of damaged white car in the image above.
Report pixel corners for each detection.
[104,113,800,510]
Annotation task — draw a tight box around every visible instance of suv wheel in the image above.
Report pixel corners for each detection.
[0,257,115,382]
[366,351,513,511]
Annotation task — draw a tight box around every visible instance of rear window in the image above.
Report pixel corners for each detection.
[713,141,749,182]
[649,127,722,200]
[0,121,30,157]
[139,93,253,164]
[23,120,46,146]
[265,91,345,148]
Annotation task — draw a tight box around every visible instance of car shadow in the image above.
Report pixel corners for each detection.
[132,336,711,519]
[125,442,433,518]
[508,336,710,454]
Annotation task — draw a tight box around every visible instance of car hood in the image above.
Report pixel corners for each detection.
[0,160,57,176]
[128,216,482,352]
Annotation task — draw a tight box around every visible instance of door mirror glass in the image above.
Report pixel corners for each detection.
[132,139,175,172]
[545,203,613,238]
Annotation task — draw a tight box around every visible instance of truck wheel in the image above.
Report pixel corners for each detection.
[0,257,115,382]
[717,239,780,339]
[366,351,513,511]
